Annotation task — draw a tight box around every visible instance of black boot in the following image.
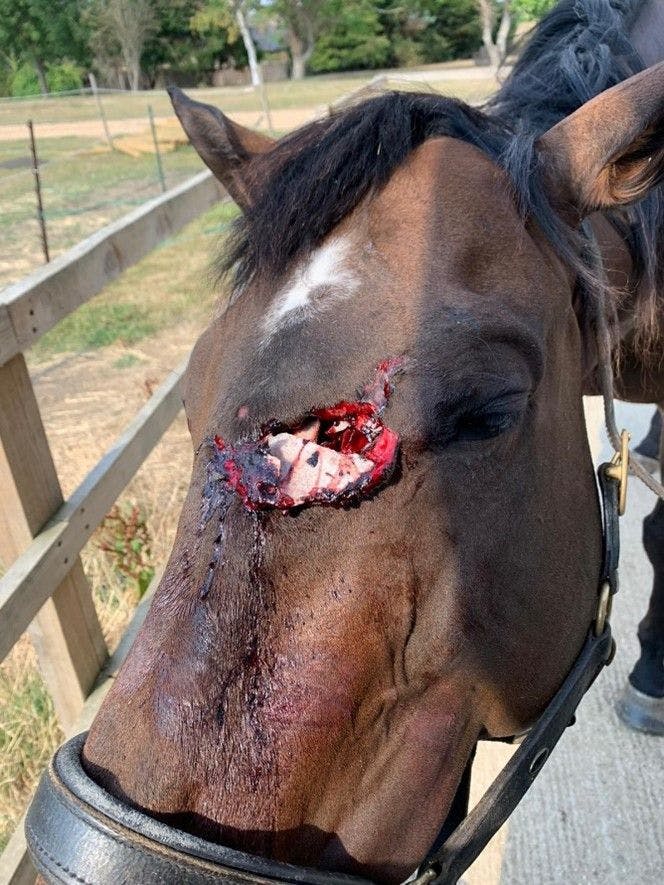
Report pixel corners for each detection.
[633,409,662,474]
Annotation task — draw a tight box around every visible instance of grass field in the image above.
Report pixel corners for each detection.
[0,61,494,127]
[0,64,499,856]
[0,78,365,127]
[0,139,205,287]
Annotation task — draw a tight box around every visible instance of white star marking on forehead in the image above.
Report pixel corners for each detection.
[261,236,359,343]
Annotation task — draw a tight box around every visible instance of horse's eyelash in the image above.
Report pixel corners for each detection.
[437,388,529,418]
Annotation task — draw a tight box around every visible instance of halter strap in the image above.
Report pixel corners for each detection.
[582,219,664,505]
[410,462,619,884]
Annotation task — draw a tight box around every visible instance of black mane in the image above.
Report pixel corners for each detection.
[488,0,645,131]
[224,0,663,338]
[225,95,512,287]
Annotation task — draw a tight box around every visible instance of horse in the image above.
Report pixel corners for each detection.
[28,1,664,882]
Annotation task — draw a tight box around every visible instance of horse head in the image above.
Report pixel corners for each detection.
[82,63,664,883]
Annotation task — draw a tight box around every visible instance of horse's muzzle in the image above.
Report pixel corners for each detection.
[25,733,369,885]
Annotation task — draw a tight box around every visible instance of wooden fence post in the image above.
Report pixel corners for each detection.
[88,72,114,150]
[148,104,167,193]
[0,353,107,733]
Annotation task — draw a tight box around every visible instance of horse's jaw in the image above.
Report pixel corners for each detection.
[82,486,483,884]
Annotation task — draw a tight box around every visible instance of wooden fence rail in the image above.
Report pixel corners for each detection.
[0,363,186,665]
[0,169,224,884]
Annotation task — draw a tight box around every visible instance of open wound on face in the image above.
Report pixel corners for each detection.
[206,358,406,515]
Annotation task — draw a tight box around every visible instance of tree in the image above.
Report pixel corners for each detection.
[142,0,205,86]
[377,1,481,67]
[107,0,156,90]
[88,0,157,91]
[512,0,555,20]
[142,0,243,87]
[0,0,88,94]
[477,0,511,70]
[309,1,389,74]
[273,1,326,80]
[192,1,272,130]
[192,1,262,87]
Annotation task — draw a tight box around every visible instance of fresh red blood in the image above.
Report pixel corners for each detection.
[209,357,406,512]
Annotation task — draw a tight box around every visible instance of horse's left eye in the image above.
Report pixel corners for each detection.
[435,389,529,446]
[454,408,521,441]
[432,390,529,448]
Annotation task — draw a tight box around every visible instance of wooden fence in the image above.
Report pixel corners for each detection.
[0,169,225,884]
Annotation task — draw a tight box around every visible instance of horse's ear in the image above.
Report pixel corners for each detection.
[167,87,275,210]
[538,61,664,217]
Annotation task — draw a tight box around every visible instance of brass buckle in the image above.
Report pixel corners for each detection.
[594,580,612,636]
[604,429,630,516]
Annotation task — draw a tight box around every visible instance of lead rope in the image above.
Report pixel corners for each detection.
[596,314,664,500]
[586,222,664,505]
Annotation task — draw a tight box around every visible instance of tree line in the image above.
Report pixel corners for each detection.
[0,1,554,97]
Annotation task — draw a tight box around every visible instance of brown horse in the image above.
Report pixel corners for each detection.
[80,1,664,881]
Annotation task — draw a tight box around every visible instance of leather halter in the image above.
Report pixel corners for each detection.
[24,463,621,885]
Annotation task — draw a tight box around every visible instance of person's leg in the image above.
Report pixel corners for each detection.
[619,405,664,733]
[633,408,662,474]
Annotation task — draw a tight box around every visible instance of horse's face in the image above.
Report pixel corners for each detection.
[84,69,664,883]
[185,134,598,722]
[174,138,597,874]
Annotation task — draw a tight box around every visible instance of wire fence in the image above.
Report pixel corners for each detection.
[0,85,262,129]
[0,86,129,103]
[0,98,209,289]
[0,79,288,289]
[0,70,492,290]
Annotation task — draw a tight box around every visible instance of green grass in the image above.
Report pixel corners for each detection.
[39,303,156,353]
[0,139,206,289]
[113,353,142,369]
[34,199,238,358]
[0,135,99,178]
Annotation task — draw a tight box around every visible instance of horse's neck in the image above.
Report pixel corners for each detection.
[601,0,664,348]
[630,0,664,66]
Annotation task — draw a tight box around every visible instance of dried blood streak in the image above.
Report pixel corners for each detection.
[207,357,406,513]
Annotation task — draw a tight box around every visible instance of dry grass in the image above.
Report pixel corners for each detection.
[0,424,193,851]
[0,640,62,850]
[0,64,497,128]
[0,407,195,848]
